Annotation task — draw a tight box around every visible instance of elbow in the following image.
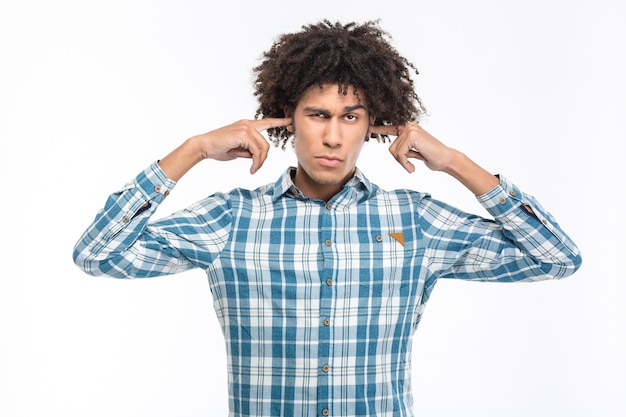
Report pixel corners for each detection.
[544,251,583,280]
[72,244,145,279]
[72,243,121,278]
[72,245,100,277]
[565,251,583,278]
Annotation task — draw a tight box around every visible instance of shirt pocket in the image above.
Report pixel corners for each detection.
[351,231,410,296]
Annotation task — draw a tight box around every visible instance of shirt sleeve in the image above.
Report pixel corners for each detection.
[72,161,232,278]
[421,175,582,282]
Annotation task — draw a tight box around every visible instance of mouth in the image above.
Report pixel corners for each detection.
[316,155,343,167]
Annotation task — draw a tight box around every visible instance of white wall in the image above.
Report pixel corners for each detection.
[1,1,624,416]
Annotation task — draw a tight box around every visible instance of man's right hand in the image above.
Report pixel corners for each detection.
[159,118,292,181]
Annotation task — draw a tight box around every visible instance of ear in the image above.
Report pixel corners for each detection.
[284,106,294,132]
[366,115,377,138]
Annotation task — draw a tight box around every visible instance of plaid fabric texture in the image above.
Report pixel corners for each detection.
[74,162,581,416]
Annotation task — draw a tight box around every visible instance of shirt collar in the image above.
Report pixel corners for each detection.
[270,167,376,203]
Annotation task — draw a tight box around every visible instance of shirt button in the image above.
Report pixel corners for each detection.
[325,203,332,210]
[155,186,162,193]
[122,217,130,223]
[323,319,330,326]
[375,235,383,242]
[164,190,170,196]
[322,365,330,373]
[325,240,332,246]
[499,198,506,205]
[509,190,517,197]
[541,219,548,225]
[322,409,329,416]
[326,279,333,286]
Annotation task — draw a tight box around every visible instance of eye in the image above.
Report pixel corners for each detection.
[344,114,358,121]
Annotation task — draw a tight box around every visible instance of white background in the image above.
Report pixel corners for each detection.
[1,0,624,416]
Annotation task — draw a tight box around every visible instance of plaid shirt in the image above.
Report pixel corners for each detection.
[73,162,581,417]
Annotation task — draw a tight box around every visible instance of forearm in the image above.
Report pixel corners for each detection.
[443,149,500,196]
[72,163,183,278]
[158,135,205,182]
[428,175,582,282]
[476,175,582,278]
[443,149,581,275]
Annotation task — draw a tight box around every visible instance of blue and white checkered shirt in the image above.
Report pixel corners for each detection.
[73,162,581,417]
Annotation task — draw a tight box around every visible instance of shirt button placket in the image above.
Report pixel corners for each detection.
[318,201,334,417]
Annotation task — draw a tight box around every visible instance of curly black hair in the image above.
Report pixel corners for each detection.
[253,19,427,148]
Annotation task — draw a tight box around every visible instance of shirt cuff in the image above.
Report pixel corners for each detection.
[476,174,526,218]
[133,161,177,205]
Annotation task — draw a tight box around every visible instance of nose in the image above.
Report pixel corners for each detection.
[322,119,342,148]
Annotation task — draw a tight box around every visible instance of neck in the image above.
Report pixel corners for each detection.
[292,166,351,201]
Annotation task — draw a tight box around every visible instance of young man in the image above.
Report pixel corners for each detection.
[73,20,582,417]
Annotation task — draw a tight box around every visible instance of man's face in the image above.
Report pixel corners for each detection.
[290,84,372,201]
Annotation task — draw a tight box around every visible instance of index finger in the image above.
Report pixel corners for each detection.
[253,117,293,132]
[369,124,402,137]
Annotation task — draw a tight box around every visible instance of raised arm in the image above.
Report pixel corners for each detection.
[369,123,582,281]
[73,117,291,278]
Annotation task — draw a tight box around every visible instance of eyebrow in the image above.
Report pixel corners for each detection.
[302,104,368,115]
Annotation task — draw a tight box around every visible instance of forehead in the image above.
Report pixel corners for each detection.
[296,84,368,110]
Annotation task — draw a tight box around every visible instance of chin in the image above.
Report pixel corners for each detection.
[311,174,345,186]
